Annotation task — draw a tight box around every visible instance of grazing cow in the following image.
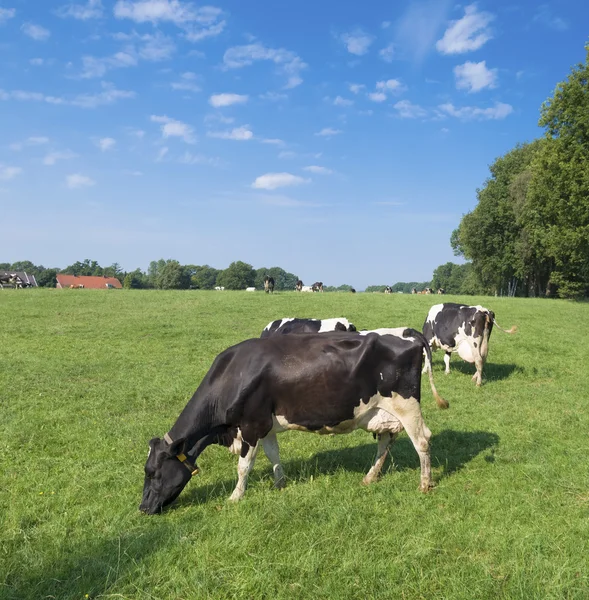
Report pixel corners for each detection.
[422,303,516,386]
[350,288,356,293]
[260,317,357,338]
[140,331,444,514]
[245,287,256,292]
[301,285,314,293]
[384,286,392,294]
[312,281,324,292]
[295,280,303,292]
[437,288,445,295]
[214,286,225,291]
[411,288,417,294]
[264,276,275,294]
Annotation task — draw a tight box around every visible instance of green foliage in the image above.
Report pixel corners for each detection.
[190,265,220,290]
[431,262,479,295]
[156,260,190,290]
[254,267,299,291]
[216,261,256,290]
[323,284,354,292]
[365,285,387,293]
[61,259,104,277]
[391,281,431,294]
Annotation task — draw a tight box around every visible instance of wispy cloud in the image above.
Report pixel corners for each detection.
[304,165,333,175]
[66,174,95,189]
[379,43,395,62]
[261,138,285,146]
[96,137,116,151]
[209,93,248,108]
[223,43,307,89]
[368,79,405,102]
[21,23,50,41]
[171,71,200,92]
[438,101,512,120]
[156,147,169,162]
[252,172,309,190]
[29,58,46,66]
[393,100,427,118]
[348,83,365,94]
[179,151,223,167]
[56,0,103,20]
[315,128,342,137]
[436,4,494,54]
[0,165,23,180]
[454,60,497,92]
[150,115,195,143]
[10,136,50,151]
[340,29,374,56]
[257,194,321,208]
[260,91,288,102]
[0,7,16,23]
[207,126,253,141]
[332,95,354,107]
[43,150,77,166]
[394,0,452,62]
[533,4,568,31]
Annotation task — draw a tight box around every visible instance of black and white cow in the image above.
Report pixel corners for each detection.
[312,281,324,292]
[295,280,303,292]
[384,286,392,294]
[260,317,357,338]
[140,331,446,513]
[422,303,516,386]
[263,276,275,294]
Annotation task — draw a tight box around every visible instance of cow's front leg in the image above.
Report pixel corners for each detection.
[229,441,260,502]
[444,352,451,374]
[362,432,395,485]
[472,356,484,386]
[261,432,286,489]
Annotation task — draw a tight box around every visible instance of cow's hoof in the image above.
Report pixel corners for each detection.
[362,475,377,486]
[274,478,286,490]
[228,493,243,503]
[419,482,434,493]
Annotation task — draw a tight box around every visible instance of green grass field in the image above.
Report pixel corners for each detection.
[1,289,588,600]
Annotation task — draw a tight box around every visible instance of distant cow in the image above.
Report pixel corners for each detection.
[312,281,324,292]
[140,331,444,513]
[245,287,256,292]
[214,286,225,291]
[295,280,303,292]
[422,303,516,386]
[437,288,445,295]
[411,288,417,295]
[384,286,392,294]
[264,276,275,294]
[301,285,313,293]
[350,288,356,293]
[260,317,357,338]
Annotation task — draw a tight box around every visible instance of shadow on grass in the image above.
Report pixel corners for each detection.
[447,361,523,381]
[179,429,499,506]
[3,525,171,600]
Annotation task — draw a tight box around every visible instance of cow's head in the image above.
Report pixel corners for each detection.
[140,436,196,515]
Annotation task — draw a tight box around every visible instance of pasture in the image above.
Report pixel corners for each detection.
[1,290,588,599]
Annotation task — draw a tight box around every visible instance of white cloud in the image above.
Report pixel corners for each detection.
[207,126,253,141]
[209,93,248,108]
[381,21,391,29]
[348,83,365,94]
[260,91,288,101]
[379,43,395,62]
[332,95,353,107]
[533,5,568,31]
[393,100,427,118]
[368,79,405,102]
[81,52,137,78]
[0,165,22,180]
[114,1,226,41]
[21,23,50,41]
[171,81,200,92]
[438,101,513,120]
[0,7,16,23]
[436,4,494,55]
[0,83,134,108]
[66,174,95,189]
[454,60,498,92]
[315,128,342,137]
[156,147,169,161]
[151,115,195,143]
[10,136,50,150]
[43,150,77,166]
[261,138,284,146]
[97,137,116,151]
[179,151,222,167]
[29,58,45,66]
[368,92,387,103]
[223,43,307,89]
[252,172,309,190]
[340,30,374,56]
[441,127,450,133]
[56,0,103,19]
[304,166,333,175]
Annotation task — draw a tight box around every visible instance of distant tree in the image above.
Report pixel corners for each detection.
[217,261,256,290]
[391,281,431,294]
[255,267,300,291]
[365,285,386,293]
[0,263,10,270]
[191,265,220,289]
[156,260,190,290]
[36,268,58,287]
[123,268,146,289]
[9,260,37,272]
[61,259,103,276]
[103,262,123,282]
[431,262,480,294]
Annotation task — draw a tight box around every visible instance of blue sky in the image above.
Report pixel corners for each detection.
[1,0,588,289]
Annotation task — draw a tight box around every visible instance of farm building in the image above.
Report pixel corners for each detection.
[56,275,123,289]
[0,271,38,288]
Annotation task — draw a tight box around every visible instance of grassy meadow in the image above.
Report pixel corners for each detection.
[1,289,588,600]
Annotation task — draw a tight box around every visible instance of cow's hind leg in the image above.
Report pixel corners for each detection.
[229,441,260,502]
[471,356,484,386]
[362,432,395,485]
[444,352,451,374]
[261,432,286,489]
[384,395,433,492]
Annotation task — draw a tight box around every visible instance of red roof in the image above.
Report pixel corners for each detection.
[56,274,123,289]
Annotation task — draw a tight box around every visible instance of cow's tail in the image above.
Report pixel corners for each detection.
[492,318,517,334]
[405,329,449,410]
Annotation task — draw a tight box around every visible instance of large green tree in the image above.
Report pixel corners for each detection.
[216,261,256,290]
[190,265,220,290]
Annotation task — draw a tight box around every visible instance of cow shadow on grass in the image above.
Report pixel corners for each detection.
[180,429,499,506]
[447,361,522,382]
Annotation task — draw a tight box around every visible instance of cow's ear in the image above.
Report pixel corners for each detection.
[166,436,186,456]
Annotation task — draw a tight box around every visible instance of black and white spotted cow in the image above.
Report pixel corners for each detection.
[260,317,356,338]
[140,330,446,513]
[263,276,275,294]
[422,303,516,386]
